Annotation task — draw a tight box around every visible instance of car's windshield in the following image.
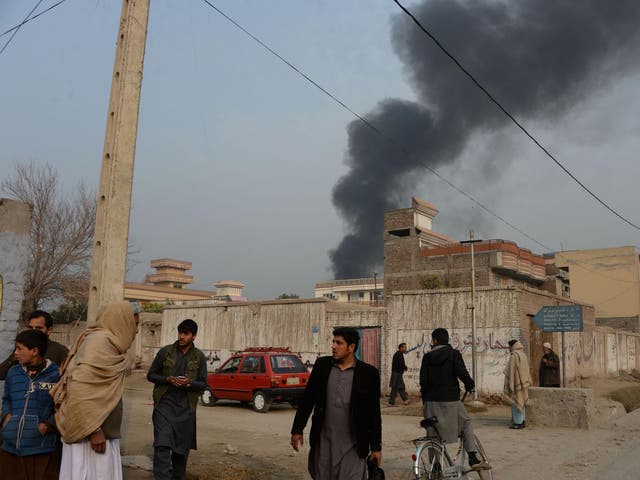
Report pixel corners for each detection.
[269,355,307,373]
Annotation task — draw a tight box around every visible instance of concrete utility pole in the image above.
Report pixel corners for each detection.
[87,0,150,323]
[461,229,483,406]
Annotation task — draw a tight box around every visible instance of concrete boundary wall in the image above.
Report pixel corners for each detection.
[388,286,596,394]
[593,327,640,375]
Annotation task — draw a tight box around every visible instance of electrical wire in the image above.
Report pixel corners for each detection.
[0,0,68,39]
[196,0,638,289]
[197,0,548,252]
[593,283,639,307]
[0,0,47,56]
[392,0,640,232]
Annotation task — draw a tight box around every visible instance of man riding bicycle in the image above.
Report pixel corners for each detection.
[419,328,482,468]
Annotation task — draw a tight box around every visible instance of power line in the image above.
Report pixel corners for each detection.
[0,0,47,56]
[392,0,640,232]
[0,0,68,39]
[196,0,638,288]
[197,0,549,252]
[594,283,639,307]
[199,0,383,138]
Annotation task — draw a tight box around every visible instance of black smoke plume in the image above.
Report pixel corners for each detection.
[330,0,640,279]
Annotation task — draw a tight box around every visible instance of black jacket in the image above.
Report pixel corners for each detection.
[420,344,475,402]
[539,351,560,387]
[391,350,407,373]
[291,356,382,458]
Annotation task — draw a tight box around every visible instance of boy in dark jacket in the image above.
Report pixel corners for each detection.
[0,329,60,479]
[420,328,482,468]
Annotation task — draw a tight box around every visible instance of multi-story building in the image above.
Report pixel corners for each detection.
[125,259,246,304]
[383,197,546,297]
[551,246,640,331]
[314,277,383,305]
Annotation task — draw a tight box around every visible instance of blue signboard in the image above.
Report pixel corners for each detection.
[533,305,583,332]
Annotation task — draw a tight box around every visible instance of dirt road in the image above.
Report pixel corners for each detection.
[120,372,640,479]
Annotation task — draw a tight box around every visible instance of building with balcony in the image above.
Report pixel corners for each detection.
[314,277,383,305]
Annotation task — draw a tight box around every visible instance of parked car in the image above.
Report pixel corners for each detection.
[201,347,310,413]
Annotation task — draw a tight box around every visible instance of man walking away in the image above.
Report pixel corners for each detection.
[290,327,382,479]
[539,342,560,388]
[0,310,69,380]
[389,342,409,406]
[51,301,139,480]
[147,319,207,480]
[420,328,483,469]
[504,339,532,429]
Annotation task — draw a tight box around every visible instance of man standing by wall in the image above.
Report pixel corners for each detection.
[504,339,532,429]
[0,310,69,380]
[389,342,409,406]
[147,319,207,480]
[539,342,560,388]
[50,301,139,479]
[290,327,382,479]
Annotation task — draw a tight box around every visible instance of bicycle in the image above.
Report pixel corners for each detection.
[411,394,493,480]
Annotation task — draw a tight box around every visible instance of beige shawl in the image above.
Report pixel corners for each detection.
[50,301,137,443]
[503,341,532,411]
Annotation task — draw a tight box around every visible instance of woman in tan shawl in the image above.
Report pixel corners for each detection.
[503,340,532,429]
[50,301,138,480]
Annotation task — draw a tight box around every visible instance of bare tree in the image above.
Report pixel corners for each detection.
[1,162,95,319]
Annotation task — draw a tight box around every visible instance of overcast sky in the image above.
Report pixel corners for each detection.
[1,0,639,300]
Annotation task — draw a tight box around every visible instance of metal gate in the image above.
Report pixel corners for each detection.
[356,327,381,370]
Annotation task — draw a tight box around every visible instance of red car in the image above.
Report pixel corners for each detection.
[201,347,310,413]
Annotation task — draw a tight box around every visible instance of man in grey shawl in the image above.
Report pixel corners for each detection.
[419,328,482,468]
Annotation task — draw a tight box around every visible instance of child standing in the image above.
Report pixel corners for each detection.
[0,329,60,479]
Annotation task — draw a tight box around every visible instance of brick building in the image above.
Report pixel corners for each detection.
[383,197,546,298]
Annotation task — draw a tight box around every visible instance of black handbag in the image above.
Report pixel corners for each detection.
[367,457,385,480]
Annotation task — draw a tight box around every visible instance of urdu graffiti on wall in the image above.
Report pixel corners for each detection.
[400,328,514,392]
[405,330,510,358]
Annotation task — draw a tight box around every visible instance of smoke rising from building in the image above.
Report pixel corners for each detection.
[330,0,640,279]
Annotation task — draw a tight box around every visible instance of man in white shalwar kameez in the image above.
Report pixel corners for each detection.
[50,301,139,480]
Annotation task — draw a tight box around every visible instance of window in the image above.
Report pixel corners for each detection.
[269,355,307,373]
[348,292,365,302]
[219,357,242,373]
[240,356,263,374]
[388,228,410,238]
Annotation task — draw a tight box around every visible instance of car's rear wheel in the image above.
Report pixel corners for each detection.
[289,400,299,409]
[252,391,272,413]
[201,389,218,407]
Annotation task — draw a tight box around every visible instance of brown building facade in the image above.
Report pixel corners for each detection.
[383,198,546,298]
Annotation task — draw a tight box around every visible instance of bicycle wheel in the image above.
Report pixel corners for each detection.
[414,441,451,480]
[465,435,493,480]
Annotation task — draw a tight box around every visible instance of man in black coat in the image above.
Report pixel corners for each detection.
[290,327,382,479]
[420,328,482,468]
[389,342,409,406]
[539,342,561,387]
